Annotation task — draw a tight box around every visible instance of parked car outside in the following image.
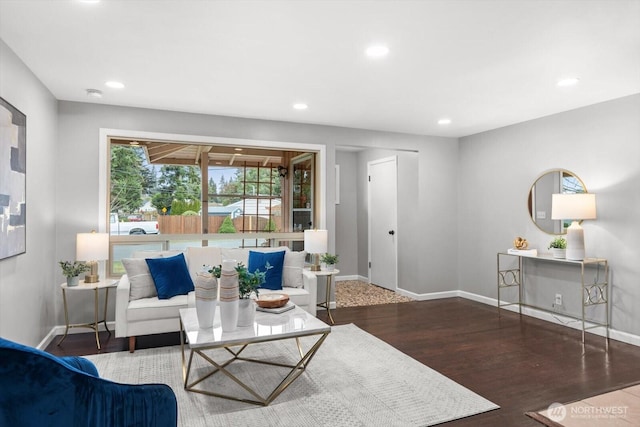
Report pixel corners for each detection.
[110,213,159,235]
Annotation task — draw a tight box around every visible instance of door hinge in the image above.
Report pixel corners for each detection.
[368,175,371,182]
[368,261,371,268]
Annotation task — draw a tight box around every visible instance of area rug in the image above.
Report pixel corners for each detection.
[336,280,414,307]
[526,384,640,426]
[86,324,497,426]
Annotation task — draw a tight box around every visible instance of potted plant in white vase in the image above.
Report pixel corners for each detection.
[321,253,339,271]
[548,236,567,259]
[236,263,269,327]
[59,261,90,287]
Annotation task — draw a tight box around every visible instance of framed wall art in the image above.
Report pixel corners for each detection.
[0,97,26,260]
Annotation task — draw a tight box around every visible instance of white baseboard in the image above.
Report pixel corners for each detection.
[37,321,116,350]
[335,274,368,282]
[398,288,459,301]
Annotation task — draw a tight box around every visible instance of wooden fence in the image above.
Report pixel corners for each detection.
[158,215,282,234]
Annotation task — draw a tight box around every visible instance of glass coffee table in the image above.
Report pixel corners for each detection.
[179,305,331,406]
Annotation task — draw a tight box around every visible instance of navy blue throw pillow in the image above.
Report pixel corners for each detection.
[146,253,194,299]
[248,250,286,290]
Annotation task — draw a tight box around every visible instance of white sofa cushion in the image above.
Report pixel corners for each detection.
[127,294,191,322]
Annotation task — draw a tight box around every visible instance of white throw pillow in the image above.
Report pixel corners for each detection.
[220,248,250,266]
[186,246,222,281]
[283,250,306,288]
[122,258,158,300]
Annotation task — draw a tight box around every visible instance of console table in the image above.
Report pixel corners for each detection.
[497,252,609,347]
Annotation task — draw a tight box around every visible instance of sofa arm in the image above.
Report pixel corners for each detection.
[302,269,317,316]
[115,275,131,338]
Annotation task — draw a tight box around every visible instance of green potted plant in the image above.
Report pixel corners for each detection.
[236,262,268,300]
[235,262,270,327]
[320,253,339,271]
[548,236,567,259]
[59,261,90,286]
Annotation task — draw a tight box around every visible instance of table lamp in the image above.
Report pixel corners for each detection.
[551,193,597,261]
[76,231,109,283]
[304,229,328,271]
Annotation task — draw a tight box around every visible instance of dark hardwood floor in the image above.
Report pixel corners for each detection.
[46,298,640,426]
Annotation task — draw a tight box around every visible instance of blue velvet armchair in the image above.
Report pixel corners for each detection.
[0,337,177,427]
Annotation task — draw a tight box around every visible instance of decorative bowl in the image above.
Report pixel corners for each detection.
[256,293,289,309]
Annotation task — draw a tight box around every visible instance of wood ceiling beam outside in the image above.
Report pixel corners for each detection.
[111,138,297,166]
[208,146,285,157]
[147,143,188,162]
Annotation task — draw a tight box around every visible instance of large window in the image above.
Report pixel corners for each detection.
[107,140,290,274]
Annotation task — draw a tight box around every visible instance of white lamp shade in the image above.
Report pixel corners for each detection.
[76,232,109,261]
[551,193,597,220]
[304,229,328,254]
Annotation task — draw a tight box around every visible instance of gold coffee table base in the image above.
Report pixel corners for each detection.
[181,330,329,406]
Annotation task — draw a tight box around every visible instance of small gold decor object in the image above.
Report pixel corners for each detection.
[513,237,528,250]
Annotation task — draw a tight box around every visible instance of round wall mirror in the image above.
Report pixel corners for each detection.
[528,169,587,234]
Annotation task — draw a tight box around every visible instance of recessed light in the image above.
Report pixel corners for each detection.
[293,103,308,110]
[129,141,139,146]
[234,148,243,151]
[78,0,100,3]
[86,88,103,98]
[557,77,580,87]
[365,45,389,58]
[438,118,452,125]
[105,81,125,89]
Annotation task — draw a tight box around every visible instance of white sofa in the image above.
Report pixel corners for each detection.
[115,246,317,352]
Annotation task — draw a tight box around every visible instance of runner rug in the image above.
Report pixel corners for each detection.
[336,280,414,307]
[86,323,498,427]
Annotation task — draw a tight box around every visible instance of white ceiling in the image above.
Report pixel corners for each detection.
[1,0,639,138]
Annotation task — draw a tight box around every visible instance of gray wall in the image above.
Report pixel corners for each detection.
[0,39,58,346]
[349,148,424,292]
[335,150,358,277]
[55,101,459,328]
[458,94,640,336]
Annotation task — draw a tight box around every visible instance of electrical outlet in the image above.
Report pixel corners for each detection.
[555,294,562,306]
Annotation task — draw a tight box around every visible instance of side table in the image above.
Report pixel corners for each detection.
[58,279,118,350]
[313,269,340,324]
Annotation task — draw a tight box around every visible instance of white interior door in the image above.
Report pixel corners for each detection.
[368,156,398,291]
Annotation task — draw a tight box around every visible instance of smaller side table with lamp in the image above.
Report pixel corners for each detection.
[58,230,113,349]
[58,279,118,350]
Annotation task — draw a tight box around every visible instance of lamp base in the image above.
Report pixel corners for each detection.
[84,261,100,283]
[309,253,322,271]
[84,274,100,283]
[566,220,586,261]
